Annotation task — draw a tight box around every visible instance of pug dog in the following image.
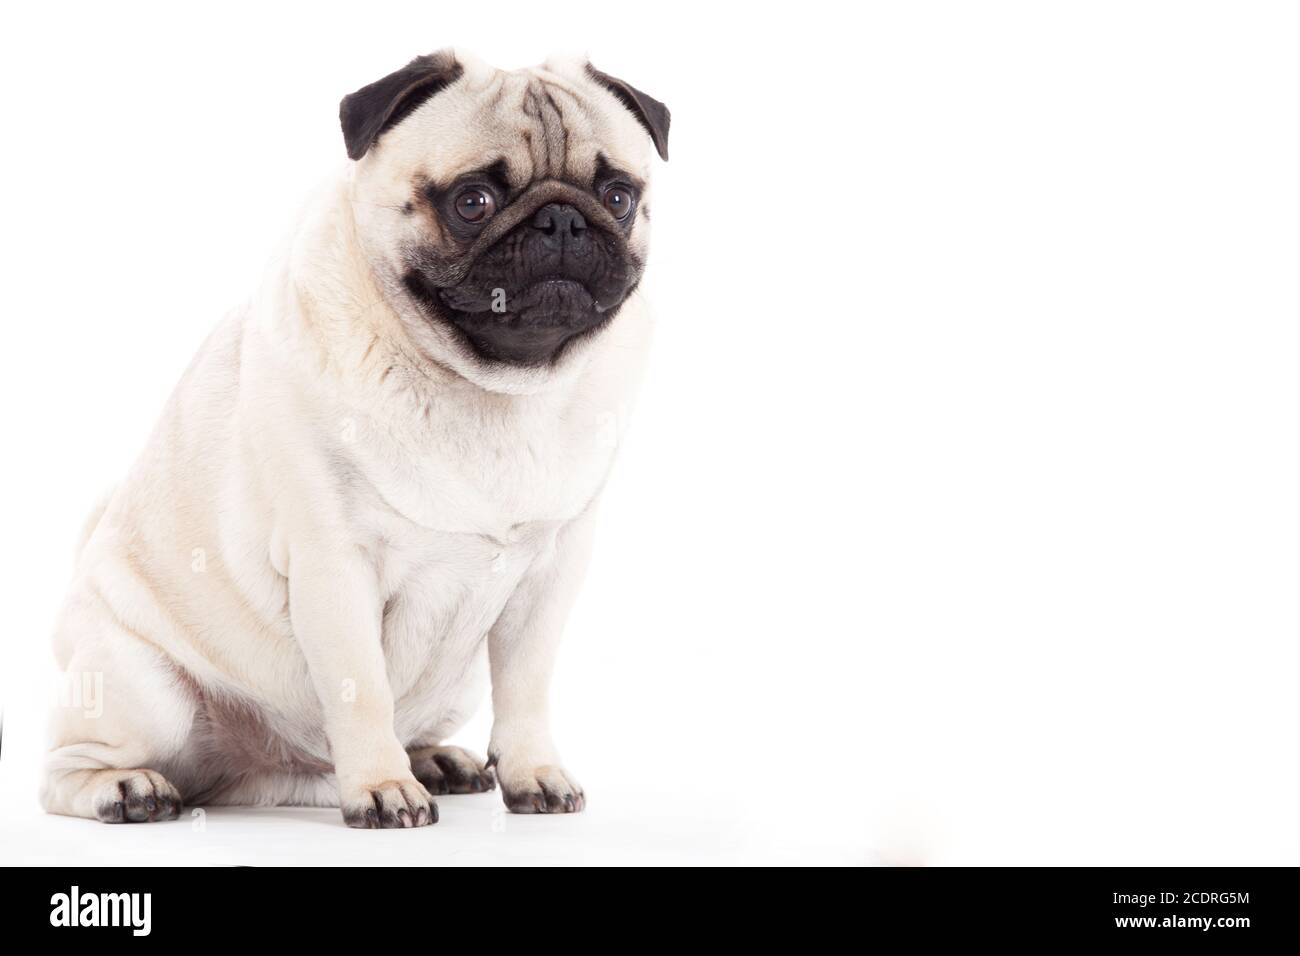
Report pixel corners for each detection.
[40,49,669,827]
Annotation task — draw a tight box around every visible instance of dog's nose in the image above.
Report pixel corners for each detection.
[531,203,587,239]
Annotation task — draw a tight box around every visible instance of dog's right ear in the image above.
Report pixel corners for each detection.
[339,50,463,161]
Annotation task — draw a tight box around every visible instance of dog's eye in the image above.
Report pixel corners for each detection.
[453,188,495,223]
[602,185,635,221]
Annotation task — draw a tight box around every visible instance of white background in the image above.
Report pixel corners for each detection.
[1,1,1298,865]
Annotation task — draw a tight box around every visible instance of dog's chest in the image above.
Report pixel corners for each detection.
[348,402,610,723]
[371,513,557,732]
[377,515,558,632]
[355,386,617,537]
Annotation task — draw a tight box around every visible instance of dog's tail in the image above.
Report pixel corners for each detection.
[75,487,115,558]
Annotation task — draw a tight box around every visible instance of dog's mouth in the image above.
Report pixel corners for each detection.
[400,187,641,367]
[444,276,607,320]
[404,270,619,366]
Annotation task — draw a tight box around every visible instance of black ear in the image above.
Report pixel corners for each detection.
[586,64,670,161]
[339,50,463,161]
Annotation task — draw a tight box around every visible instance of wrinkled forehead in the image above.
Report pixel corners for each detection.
[388,67,653,189]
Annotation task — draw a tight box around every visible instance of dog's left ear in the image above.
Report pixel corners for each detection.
[340,50,463,160]
[586,64,670,161]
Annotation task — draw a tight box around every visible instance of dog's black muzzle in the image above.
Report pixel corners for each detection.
[404,183,641,366]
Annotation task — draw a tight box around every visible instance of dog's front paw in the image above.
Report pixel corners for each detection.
[494,761,585,814]
[340,776,437,829]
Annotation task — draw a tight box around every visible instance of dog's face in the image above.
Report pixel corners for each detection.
[339,50,669,385]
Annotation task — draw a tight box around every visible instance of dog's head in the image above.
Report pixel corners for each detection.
[339,50,669,385]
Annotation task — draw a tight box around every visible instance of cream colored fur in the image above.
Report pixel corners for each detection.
[41,50,658,827]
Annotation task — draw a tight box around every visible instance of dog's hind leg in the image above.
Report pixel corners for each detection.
[42,604,196,823]
[408,745,495,795]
